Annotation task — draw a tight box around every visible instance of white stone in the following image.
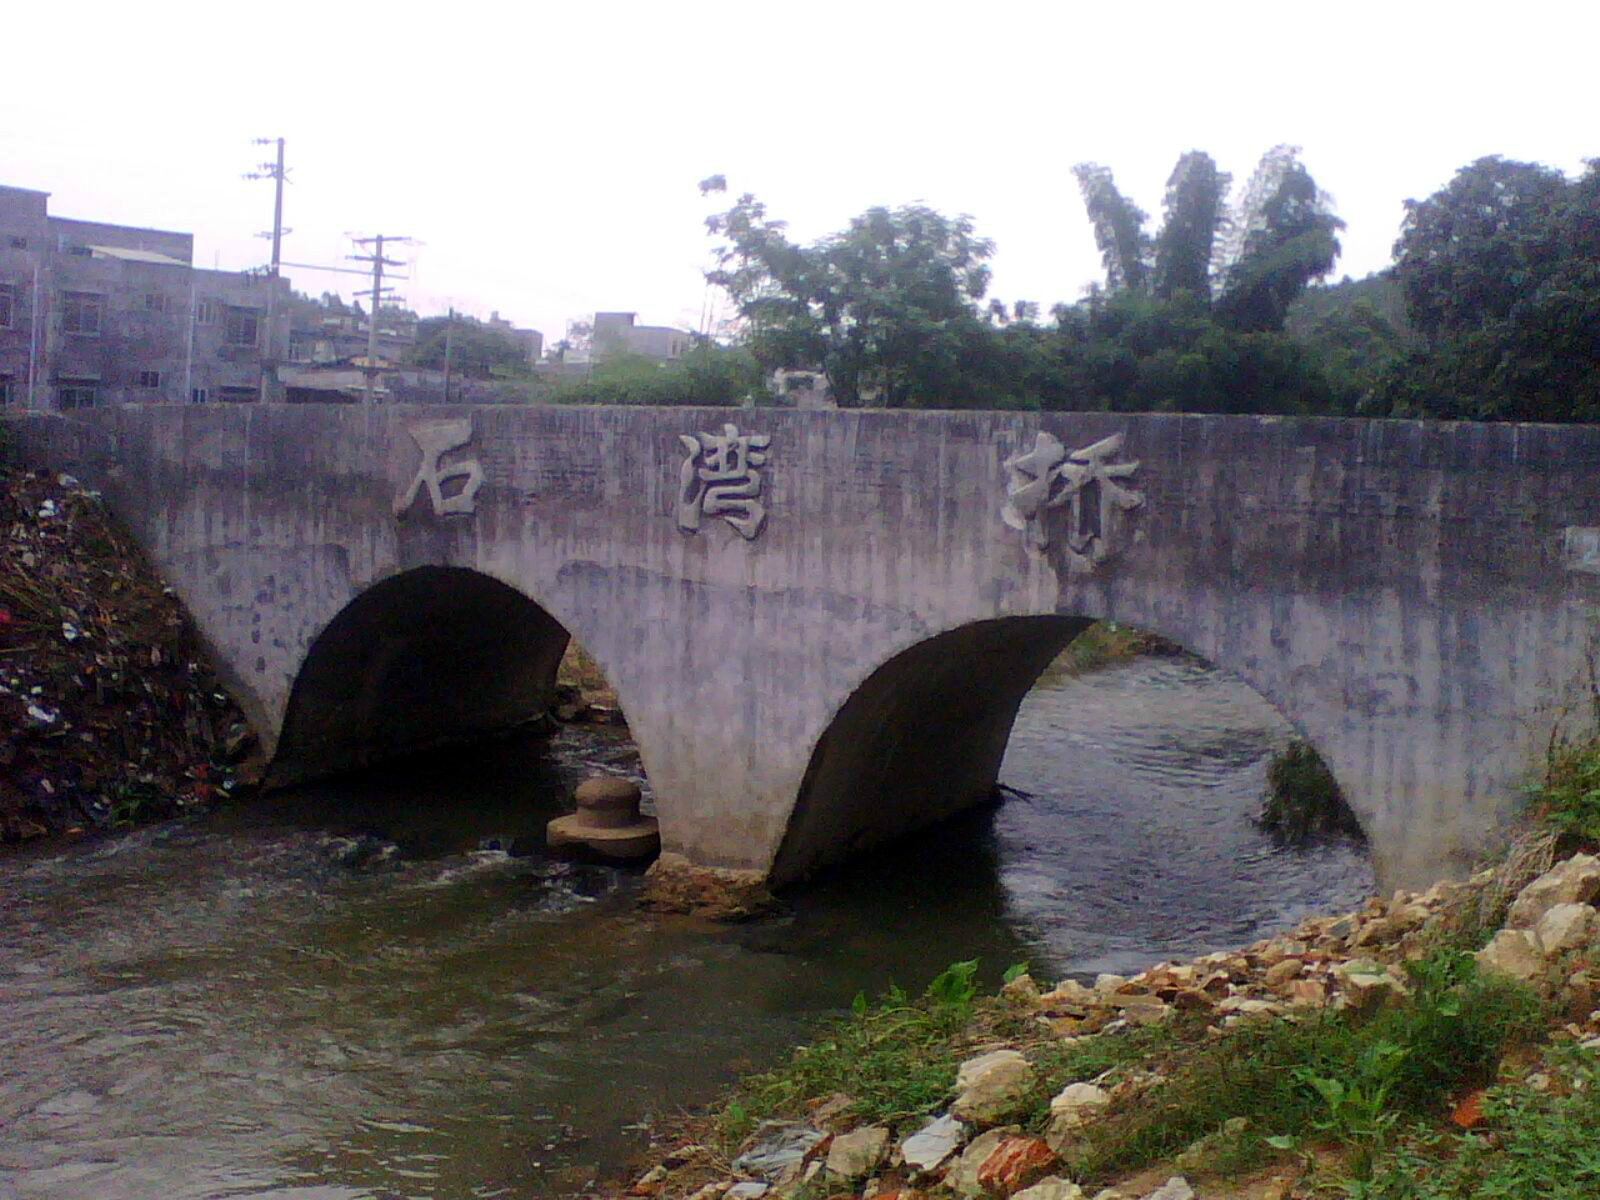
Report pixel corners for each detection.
[1013,1177,1086,1200]
[951,1049,1035,1124]
[899,1113,968,1174]
[1535,903,1598,955]
[1509,854,1600,929]
[1049,1082,1109,1128]
[947,1128,1015,1198]
[825,1124,889,1180]
[1141,1178,1195,1200]
[1476,928,1547,983]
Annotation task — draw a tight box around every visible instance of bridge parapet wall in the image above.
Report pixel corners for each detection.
[7,405,1600,891]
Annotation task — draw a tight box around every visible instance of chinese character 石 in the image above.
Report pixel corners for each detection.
[1001,431,1143,562]
[394,418,484,517]
[677,422,771,540]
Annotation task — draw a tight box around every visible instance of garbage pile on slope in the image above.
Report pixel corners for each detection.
[0,465,257,843]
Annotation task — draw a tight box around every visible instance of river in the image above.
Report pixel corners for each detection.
[0,655,1372,1199]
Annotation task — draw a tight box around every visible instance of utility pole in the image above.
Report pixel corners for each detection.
[247,137,289,403]
[347,233,411,403]
[442,306,454,404]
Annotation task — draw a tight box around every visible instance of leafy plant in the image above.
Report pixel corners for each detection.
[926,959,980,1009]
[1258,739,1365,844]
[1534,732,1600,845]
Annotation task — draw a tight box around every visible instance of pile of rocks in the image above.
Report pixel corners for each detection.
[622,851,1600,1200]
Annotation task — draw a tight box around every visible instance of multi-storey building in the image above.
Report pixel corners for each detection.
[591,311,691,363]
[0,184,289,410]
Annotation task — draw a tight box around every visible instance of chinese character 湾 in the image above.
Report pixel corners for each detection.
[677,422,771,540]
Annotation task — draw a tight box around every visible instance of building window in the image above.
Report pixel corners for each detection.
[190,388,209,404]
[7,236,24,249]
[61,291,102,335]
[137,370,161,388]
[57,381,97,409]
[143,293,166,314]
[195,300,218,325]
[0,377,13,407]
[224,306,259,348]
[0,285,12,329]
[217,386,257,403]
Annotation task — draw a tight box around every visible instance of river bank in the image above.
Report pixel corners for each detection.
[0,463,259,844]
[603,793,1600,1200]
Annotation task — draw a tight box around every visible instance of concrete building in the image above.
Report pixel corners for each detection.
[592,311,692,363]
[287,297,417,368]
[0,184,289,409]
[487,311,543,367]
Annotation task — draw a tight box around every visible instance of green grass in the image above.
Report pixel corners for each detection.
[1344,1046,1600,1199]
[717,973,979,1146]
[1062,950,1545,1186]
[715,963,1169,1150]
[1053,622,1179,676]
[1258,739,1365,844]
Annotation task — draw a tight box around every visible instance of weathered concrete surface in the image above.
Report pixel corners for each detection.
[9,405,1600,892]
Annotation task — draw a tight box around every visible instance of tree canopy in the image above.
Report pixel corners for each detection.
[1366,157,1600,421]
[704,178,999,407]
[694,148,1597,423]
[408,315,531,379]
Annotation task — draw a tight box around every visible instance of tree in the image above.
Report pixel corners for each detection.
[1392,156,1571,341]
[1372,157,1600,421]
[703,184,1000,407]
[408,315,529,378]
[1075,146,1340,333]
[1153,152,1230,301]
[1213,148,1345,332]
[1072,164,1152,293]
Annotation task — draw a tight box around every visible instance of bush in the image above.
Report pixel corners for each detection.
[1258,739,1364,844]
[550,346,765,407]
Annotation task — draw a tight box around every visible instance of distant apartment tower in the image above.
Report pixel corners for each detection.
[0,184,289,410]
[592,311,691,363]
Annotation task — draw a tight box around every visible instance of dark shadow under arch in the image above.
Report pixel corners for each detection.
[266,567,571,788]
[772,615,1093,884]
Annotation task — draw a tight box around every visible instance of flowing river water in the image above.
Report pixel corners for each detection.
[0,655,1373,1200]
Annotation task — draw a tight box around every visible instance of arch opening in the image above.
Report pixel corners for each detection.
[774,617,1374,898]
[772,615,1094,883]
[267,566,576,788]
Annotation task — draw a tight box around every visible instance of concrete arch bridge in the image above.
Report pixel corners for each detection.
[11,404,1600,893]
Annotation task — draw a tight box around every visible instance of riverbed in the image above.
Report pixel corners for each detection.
[0,656,1372,1199]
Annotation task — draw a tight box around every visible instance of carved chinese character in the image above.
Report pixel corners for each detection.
[1002,431,1143,563]
[394,418,484,517]
[677,422,771,540]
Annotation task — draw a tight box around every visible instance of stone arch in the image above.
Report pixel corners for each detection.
[267,566,586,787]
[771,614,1373,886]
[771,615,1093,883]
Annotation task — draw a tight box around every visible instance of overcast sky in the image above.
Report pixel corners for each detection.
[6,1,1595,343]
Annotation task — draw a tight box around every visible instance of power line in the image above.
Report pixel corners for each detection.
[245,137,289,403]
[347,233,413,403]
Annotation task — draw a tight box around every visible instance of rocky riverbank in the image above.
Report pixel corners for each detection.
[601,825,1600,1200]
[0,464,260,844]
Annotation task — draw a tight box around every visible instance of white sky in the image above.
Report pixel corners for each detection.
[5,1,1595,342]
